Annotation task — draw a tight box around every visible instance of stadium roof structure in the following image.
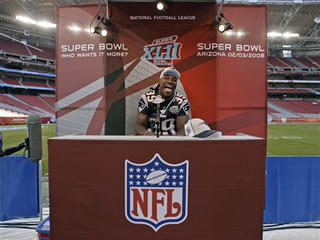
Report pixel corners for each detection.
[0,0,319,56]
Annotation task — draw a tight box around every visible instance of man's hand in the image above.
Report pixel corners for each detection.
[176,115,189,135]
[136,112,150,135]
[144,130,155,135]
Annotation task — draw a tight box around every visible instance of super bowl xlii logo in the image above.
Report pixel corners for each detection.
[125,154,189,231]
[141,35,182,67]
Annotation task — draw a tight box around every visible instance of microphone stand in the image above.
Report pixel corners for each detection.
[155,103,160,138]
[0,138,28,157]
[153,95,165,138]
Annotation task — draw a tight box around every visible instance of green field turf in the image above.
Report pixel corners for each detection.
[0,123,319,176]
[267,123,320,156]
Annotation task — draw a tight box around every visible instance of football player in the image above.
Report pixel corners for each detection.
[135,67,190,136]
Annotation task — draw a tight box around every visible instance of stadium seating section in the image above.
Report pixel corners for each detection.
[0,93,55,117]
[0,39,55,60]
[268,56,320,69]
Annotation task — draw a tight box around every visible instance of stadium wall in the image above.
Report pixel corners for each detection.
[264,156,320,224]
[0,155,39,221]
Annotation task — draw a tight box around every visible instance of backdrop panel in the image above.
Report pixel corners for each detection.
[56,3,267,137]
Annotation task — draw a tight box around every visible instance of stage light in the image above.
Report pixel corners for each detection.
[101,29,108,37]
[218,24,225,33]
[218,21,233,33]
[89,27,95,34]
[92,26,102,35]
[156,0,168,11]
[157,2,164,10]
[90,16,111,37]
[213,13,233,34]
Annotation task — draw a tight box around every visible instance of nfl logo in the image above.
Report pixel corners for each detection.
[125,153,189,231]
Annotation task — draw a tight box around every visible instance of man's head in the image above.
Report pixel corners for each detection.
[159,67,180,99]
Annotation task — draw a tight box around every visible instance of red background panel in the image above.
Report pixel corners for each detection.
[56,3,267,138]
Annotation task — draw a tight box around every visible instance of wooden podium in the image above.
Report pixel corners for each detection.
[48,135,266,240]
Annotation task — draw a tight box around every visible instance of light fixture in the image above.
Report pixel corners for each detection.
[101,29,108,37]
[283,32,299,38]
[267,32,299,38]
[218,24,225,32]
[90,15,111,37]
[37,21,56,28]
[156,0,168,11]
[16,15,37,25]
[15,15,56,28]
[214,13,233,33]
[89,0,112,37]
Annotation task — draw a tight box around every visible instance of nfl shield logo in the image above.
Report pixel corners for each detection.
[125,153,189,231]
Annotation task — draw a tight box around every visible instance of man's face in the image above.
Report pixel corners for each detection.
[159,74,177,98]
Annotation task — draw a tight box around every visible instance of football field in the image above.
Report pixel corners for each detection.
[267,123,320,156]
[0,123,319,176]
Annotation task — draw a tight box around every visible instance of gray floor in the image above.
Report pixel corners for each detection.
[0,213,319,240]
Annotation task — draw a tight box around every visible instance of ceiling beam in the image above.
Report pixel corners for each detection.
[14,0,39,19]
[269,43,320,50]
[297,23,320,47]
[268,9,319,18]
[278,5,303,31]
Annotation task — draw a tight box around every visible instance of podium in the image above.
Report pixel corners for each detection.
[48,135,266,240]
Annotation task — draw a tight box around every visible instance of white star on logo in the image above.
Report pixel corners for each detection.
[143,168,148,173]
[165,168,170,172]
[129,174,133,179]
[172,175,177,179]
[179,168,184,173]
[172,181,177,186]
[155,161,159,166]
[129,181,133,185]
[179,175,183,179]
[136,168,141,173]
[179,181,184,186]
[172,168,177,173]
[129,168,134,172]
[136,181,141,185]
[136,174,141,179]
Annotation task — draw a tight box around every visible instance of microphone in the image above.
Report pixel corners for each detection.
[153,95,165,138]
[27,114,42,162]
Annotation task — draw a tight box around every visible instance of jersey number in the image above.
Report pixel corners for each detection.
[161,118,176,135]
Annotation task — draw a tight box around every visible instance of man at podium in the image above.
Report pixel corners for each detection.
[135,67,190,136]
